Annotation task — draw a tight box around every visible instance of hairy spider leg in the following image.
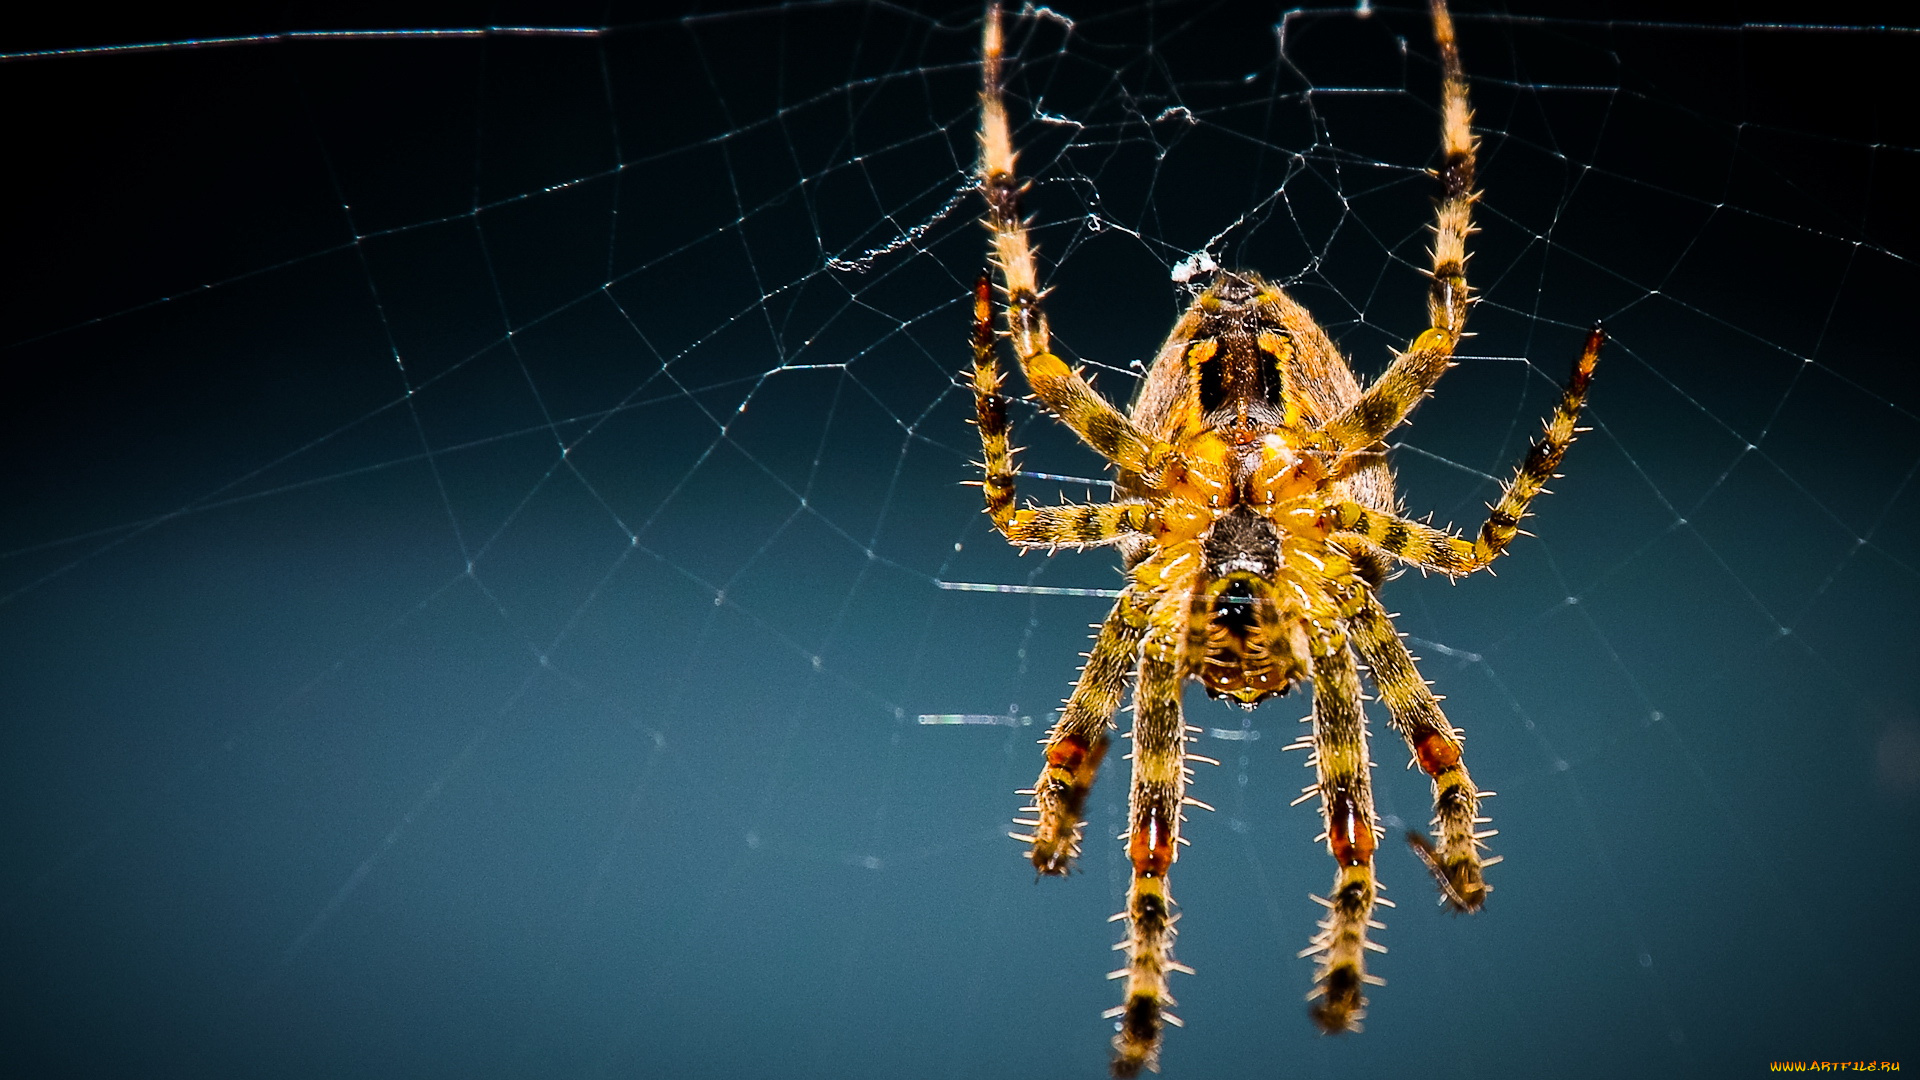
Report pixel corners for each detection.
[1347,591,1494,911]
[1108,581,1198,1078]
[1301,633,1386,1034]
[1426,0,1476,343]
[969,270,1022,530]
[1324,325,1603,575]
[970,275,1158,549]
[1315,0,1480,458]
[977,3,1176,487]
[1015,589,1149,874]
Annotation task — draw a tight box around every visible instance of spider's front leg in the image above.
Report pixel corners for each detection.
[1108,592,1197,1078]
[1348,590,1494,910]
[1301,632,1385,1033]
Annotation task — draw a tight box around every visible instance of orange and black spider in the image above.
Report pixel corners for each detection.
[967,1,1600,1073]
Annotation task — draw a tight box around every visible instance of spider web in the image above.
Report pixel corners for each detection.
[4,2,1916,1077]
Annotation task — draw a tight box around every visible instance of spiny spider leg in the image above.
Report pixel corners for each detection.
[1300,633,1385,1034]
[1108,588,1197,1078]
[976,8,1176,486]
[1003,502,1154,548]
[1317,0,1478,457]
[1325,325,1603,575]
[1016,588,1148,874]
[970,275,1158,548]
[1347,590,1493,910]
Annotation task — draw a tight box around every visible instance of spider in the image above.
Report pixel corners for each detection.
[968,1,1599,1074]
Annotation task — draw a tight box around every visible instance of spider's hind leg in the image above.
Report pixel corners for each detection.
[970,274,1154,546]
[1317,0,1479,456]
[976,4,1176,488]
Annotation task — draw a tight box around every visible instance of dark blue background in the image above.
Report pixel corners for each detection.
[4,3,1916,1077]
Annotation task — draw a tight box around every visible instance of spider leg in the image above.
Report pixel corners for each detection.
[977,5,1176,487]
[1016,588,1147,874]
[1425,0,1476,347]
[1316,0,1477,455]
[1301,632,1384,1034]
[1458,324,1601,568]
[970,272,1023,530]
[1347,590,1492,911]
[1108,587,1197,1078]
[1005,502,1155,548]
[1324,325,1601,575]
[971,274,1158,550]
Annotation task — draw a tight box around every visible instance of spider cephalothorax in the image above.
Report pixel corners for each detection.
[968,0,1601,1074]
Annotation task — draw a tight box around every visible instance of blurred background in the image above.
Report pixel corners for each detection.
[3,2,1916,1077]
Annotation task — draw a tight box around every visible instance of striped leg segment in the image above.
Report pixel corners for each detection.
[1347,591,1493,911]
[1017,589,1148,874]
[1006,503,1153,548]
[1426,0,1476,344]
[970,271,1022,533]
[1467,324,1601,568]
[1316,0,1480,457]
[1108,595,1196,1077]
[1324,325,1602,576]
[977,4,1176,487]
[971,276,1155,547]
[1301,635,1384,1034]
[977,3,1039,357]
[1315,338,1457,457]
[1323,500,1479,575]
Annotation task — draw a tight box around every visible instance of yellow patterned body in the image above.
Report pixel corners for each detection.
[970,1,1600,1074]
